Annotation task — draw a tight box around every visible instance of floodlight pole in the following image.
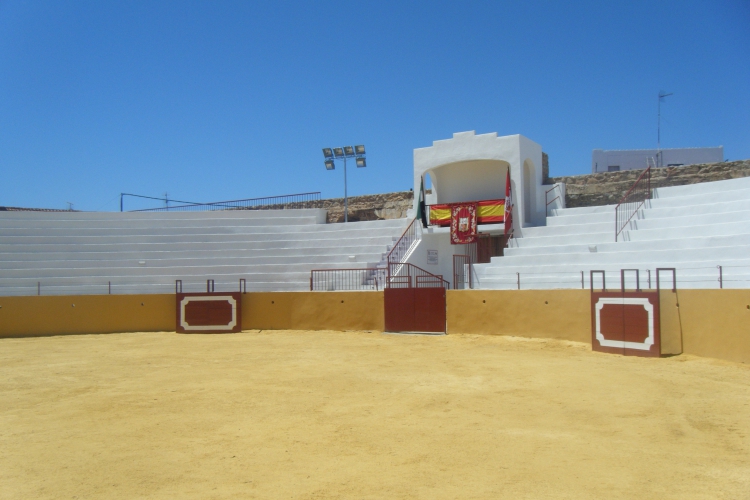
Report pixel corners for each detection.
[343,156,348,223]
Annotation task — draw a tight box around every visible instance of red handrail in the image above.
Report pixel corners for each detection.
[387,262,450,289]
[545,184,562,208]
[386,217,420,267]
[615,167,651,241]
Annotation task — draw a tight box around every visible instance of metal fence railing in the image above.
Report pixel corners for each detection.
[123,192,322,212]
[615,166,651,241]
[386,262,450,289]
[309,268,386,291]
[473,264,750,290]
[0,278,252,297]
[2,265,747,297]
[309,262,450,291]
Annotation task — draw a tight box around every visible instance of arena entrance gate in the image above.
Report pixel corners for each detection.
[589,269,674,357]
[175,279,245,334]
[384,263,449,334]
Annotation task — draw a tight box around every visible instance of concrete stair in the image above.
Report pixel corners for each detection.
[0,209,409,295]
[474,176,750,290]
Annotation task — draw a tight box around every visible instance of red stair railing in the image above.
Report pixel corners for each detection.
[615,166,651,241]
[387,262,450,289]
[386,217,421,267]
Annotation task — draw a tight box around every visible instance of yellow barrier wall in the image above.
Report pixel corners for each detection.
[242,291,384,331]
[1,289,747,364]
[660,289,750,364]
[446,289,591,343]
[0,294,175,338]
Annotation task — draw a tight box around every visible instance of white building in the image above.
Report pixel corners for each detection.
[591,147,723,173]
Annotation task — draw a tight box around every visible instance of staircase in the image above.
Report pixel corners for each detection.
[474,176,750,290]
[0,209,410,296]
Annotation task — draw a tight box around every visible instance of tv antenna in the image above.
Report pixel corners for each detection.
[657,91,673,167]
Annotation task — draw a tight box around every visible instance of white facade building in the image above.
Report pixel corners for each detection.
[403,131,554,284]
[591,147,723,173]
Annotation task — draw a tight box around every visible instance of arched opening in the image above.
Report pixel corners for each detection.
[427,159,509,204]
[523,159,536,225]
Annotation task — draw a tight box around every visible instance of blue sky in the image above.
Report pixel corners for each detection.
[1,0,748,211]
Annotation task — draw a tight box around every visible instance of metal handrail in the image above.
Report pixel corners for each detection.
[310,268,386,291]
[128,192,322,212]
[387,262,450,289]
[545,184,562,208]
[615,167,651,241]
[386,217,422,269]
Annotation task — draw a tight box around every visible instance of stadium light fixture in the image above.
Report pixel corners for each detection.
[322,143,367,223]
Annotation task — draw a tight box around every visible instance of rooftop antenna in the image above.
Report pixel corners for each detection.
[164,192,169,209]
[65,202,74,211]
[658,91,673,167]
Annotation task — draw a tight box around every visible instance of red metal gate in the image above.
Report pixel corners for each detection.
[384,263,448,334]
[590,270,661,357]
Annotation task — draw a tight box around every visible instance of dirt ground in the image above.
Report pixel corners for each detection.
[1,330,749,500]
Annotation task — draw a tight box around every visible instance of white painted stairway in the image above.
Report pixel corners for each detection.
[474,176,750,290]
[0,209,409,296]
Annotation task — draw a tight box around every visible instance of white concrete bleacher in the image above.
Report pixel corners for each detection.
[0,209,409,296]
[474,176,750,290]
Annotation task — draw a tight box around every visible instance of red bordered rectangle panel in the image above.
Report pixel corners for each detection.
[176,292,242,334]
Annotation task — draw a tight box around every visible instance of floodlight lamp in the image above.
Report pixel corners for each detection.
[343,146,355,156]
[322,148,333,158]
[325,159,335,170]
[355,145,365,155]
[356,157,366,168]
[333,147,345,158]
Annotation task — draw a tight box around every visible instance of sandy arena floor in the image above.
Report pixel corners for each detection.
[1,330,749,499]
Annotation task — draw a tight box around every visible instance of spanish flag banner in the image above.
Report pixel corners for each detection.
[429,199,505,226]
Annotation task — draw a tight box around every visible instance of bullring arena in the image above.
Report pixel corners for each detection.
[1,132,749,499]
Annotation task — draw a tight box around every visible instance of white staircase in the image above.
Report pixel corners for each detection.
[474,176,750,290]
[0,209,409,295]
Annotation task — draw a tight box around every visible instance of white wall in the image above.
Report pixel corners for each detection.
[592,147,724,173]
[413,131,545,231]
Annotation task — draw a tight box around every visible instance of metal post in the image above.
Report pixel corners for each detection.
[516,272,520,290]
[343,156,348,223]
[647,269,651,289]
[581,271,584,289]
[108,281,111,295]
[120,193,123,212]
[718,265,723,289]
[37,282,40,296]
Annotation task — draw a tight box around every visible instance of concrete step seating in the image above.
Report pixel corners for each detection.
[0,209,409,295]
[475,176,750,290]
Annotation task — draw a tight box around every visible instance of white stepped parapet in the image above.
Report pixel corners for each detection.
[474,176,750,290]
[0,209,410,296]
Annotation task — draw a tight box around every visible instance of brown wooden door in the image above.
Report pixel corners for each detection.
[384,287,446,334]
[591,291,660,357]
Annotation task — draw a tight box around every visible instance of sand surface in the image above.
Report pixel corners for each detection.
[1,330,749,499]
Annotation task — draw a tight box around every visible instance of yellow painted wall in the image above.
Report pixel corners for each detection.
[660,289,750,364]
[242,291,384,331]
[1,289,747,364]
[0,294,175,338]
[446,289,591,343]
